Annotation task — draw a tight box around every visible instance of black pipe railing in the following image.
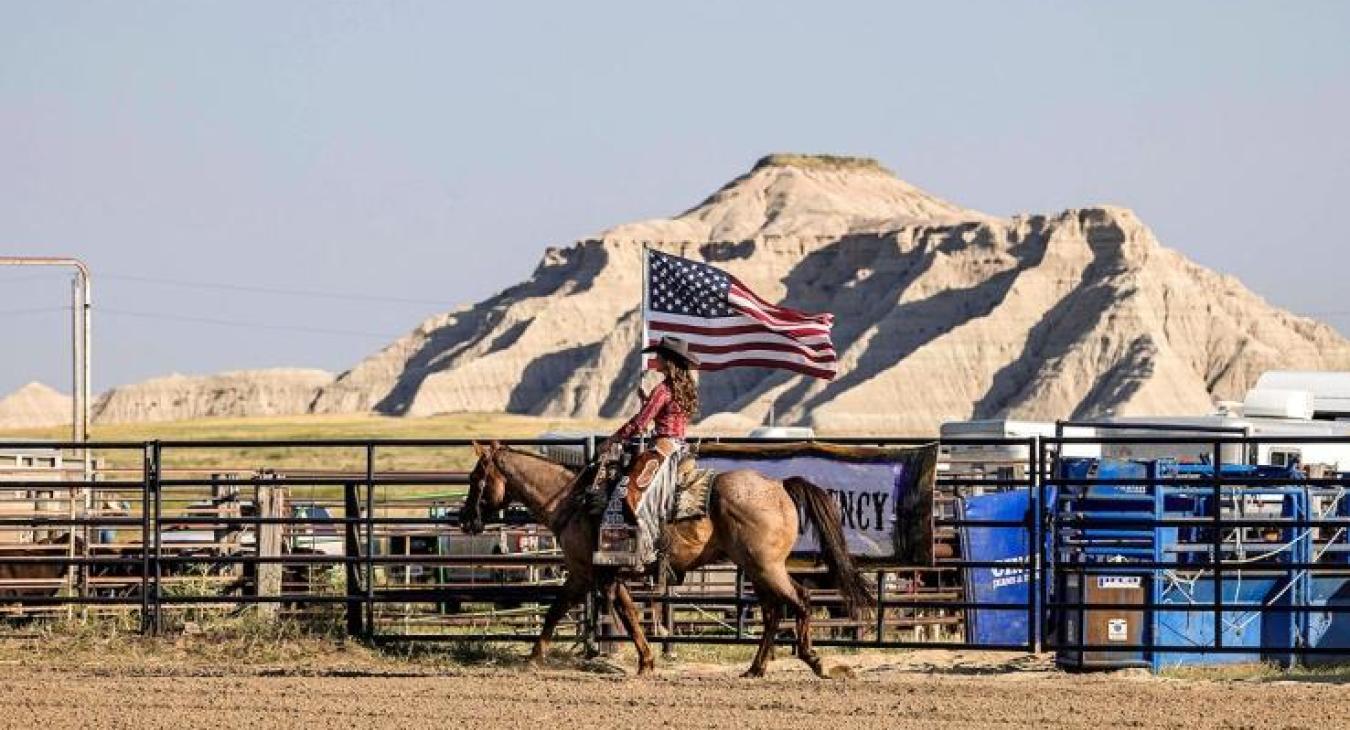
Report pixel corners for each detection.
[0,434,1346,664]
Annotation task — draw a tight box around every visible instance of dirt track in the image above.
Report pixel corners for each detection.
[0,650,1345,729]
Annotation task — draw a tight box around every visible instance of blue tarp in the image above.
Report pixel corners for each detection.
[960,490,1038,647]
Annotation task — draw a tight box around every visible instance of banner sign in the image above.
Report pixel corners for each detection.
[693,442,938,563]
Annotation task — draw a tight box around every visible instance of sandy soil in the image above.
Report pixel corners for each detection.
[0,650,1345,729]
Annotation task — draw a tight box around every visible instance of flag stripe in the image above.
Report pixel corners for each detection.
[648,311,832,338]
[647,314,834,347]
[651,338,838,362]
[697,359,838,379]
[648,329,836,355]
[725,294,837,334]
[727,292,833,331]
[641,356,837,379]
[690,348,838,367]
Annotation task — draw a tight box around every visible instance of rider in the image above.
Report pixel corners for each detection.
[593,336,699,567]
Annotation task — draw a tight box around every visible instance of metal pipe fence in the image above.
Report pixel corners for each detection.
[0,435,1346,666]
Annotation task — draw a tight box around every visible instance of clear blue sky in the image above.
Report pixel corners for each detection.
[2,1,1348,396]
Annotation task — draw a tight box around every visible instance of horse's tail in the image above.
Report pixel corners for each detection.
[782,476,875,619]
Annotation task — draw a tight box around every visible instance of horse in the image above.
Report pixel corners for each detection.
[463,441,874,677]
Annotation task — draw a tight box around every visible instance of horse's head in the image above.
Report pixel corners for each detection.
[464,441,508,535]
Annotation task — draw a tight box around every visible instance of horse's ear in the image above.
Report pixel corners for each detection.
[471,441,484,458]
[490,440,503,451]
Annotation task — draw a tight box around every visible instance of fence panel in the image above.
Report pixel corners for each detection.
[2,433,1345,666]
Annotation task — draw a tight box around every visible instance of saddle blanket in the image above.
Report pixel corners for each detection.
[672,468,716,522]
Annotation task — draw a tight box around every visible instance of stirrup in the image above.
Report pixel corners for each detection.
[595,523,641,568]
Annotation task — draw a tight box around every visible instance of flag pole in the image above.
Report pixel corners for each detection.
[639,244,651,379]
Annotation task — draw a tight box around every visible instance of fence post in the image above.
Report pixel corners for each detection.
[1212,440,1223,651]
[342,481,364,637]
[364,444,376,639]
[1048,433,1065,654]
[660,582,675,660]
[1035,436,1048,654]
[735,566,746,640]
[1028,436,1040,654]
[140,443,152,634]
[874,570,887,645]
[151,440,162,636]
[255,478,285,618]
[581,435,600,657]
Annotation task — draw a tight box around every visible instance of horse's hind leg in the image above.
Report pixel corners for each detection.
[788,579,828,678]
[743,567,828,678]
[743,600,781,678]
[612,581,656,675]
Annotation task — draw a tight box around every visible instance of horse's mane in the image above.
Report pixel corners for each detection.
[496,446,595,531]
[499,445,581,475]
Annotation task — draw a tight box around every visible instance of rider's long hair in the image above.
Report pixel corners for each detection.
[664,358,700,419]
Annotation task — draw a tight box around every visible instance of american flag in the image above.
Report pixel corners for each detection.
[644,250,838,379]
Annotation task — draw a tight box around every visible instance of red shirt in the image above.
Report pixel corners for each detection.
[613,381,688,441]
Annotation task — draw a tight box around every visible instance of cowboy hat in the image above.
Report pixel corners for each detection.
[642,336,699,367]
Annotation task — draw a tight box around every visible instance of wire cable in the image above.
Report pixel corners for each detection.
[0,305,69,317]
[102,273,448,306]
[98,307,396,339]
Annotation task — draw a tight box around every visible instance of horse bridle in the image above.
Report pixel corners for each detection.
[468,446,508,528]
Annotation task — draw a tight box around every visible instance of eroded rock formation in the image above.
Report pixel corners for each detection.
[309,155,1350,433]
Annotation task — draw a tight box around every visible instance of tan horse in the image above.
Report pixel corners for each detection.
[464,442,873,677]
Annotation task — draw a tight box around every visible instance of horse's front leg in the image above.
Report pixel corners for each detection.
[612,581,656,675]
[529,575,584,666]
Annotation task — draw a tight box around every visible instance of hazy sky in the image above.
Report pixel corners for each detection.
[2,1,1348,396]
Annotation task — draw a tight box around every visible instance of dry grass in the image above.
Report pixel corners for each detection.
[1160,661,1350,684]
[0,614,373,673]
[1,412,617,473]
[0,616,646,675]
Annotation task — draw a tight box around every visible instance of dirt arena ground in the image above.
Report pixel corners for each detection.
[0,647,1346,729]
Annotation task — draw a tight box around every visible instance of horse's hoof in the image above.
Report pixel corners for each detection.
[740,667,766,678]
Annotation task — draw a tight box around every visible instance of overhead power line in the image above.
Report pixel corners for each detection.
[0,272,69,284]
[0,305,68,317]
[99,307,395,339]
[102,273,449,306]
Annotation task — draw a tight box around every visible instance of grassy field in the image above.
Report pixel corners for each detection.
[1,412,618,474]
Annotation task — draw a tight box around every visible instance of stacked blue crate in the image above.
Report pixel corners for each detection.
[1302,480,1350,664]
[1053,459,1309,670]
[1151,464,1304,670]
[1054,458,1157,669]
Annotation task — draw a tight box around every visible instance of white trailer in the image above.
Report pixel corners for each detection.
[941,419,1100,465]
[1254,371,1350,419]
[1090,385,1350,471]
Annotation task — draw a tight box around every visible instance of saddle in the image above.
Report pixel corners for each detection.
[589,446,716,574]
